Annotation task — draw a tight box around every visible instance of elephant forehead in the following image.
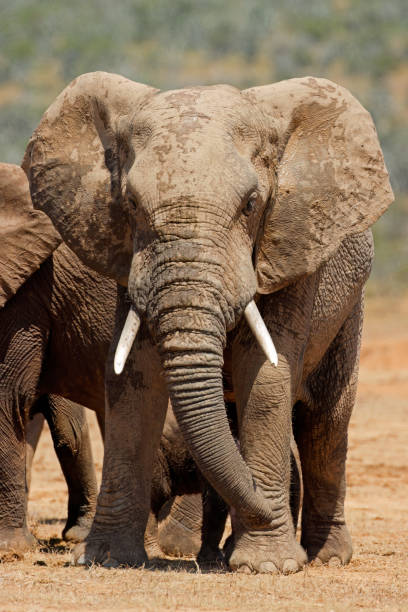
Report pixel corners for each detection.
[150,117,222,157]
[152,85,242,113]
[128,87,263,206]
[134,85,256,139]
[129,132,257,208]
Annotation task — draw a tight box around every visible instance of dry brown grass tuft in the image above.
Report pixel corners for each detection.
[1,295,407,611]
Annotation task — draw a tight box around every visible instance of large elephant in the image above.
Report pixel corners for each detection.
[0,163,222,559]
[24,73,393,573]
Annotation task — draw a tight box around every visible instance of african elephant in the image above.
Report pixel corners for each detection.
[25,73,393,573]
[0,163,229,560]
[0,162,117,552]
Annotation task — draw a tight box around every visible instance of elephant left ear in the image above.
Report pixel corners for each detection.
[0,163,61,307]
[244,77,394,294]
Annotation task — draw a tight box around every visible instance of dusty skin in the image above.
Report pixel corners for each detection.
[0,295,407,611]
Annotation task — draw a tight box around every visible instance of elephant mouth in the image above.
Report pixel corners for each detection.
[113,299,278,375]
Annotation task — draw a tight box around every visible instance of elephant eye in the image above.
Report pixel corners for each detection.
[243,192,258,216]
[128,194,138,210]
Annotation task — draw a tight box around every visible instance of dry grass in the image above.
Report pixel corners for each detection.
[1,295,407,611]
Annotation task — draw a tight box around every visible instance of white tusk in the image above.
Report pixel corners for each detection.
[114,309,141,375]
[244,300,278,367]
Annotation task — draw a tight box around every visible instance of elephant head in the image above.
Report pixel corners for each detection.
[23,72,393,527]
[0,163,61,308]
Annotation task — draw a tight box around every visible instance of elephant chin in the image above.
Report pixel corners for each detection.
[113,300,278,374]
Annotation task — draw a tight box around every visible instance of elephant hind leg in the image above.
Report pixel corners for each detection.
[295,295,364,566]
[41,395,98,542]
[0,402,38,555]
[0,404,37,556]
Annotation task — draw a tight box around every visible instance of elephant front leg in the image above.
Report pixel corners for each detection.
[230,351,306,574]
[75,327,168,568]
[0,400,37,556]
[0,320,48,556]
[295,298,363,566]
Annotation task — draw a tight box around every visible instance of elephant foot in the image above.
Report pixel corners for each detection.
[144,512,163,559]
[145,538,162,560]
[0,527,37,559]
[302,521,352,565]
[158,516,201,558]
[229,529,306,575]
[63,503,96,543]
[197,545,226,570]
[63,517,93,543]
[73,532,148,568]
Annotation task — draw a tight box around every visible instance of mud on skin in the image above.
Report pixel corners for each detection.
[25,73,393,572]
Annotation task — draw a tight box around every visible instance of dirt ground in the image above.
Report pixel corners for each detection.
[0,294,407,611]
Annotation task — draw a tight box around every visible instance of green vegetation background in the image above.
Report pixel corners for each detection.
[0,0,406,292]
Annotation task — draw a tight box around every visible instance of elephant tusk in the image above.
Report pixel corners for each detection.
[114,308,141,375]
[244,300,278,367]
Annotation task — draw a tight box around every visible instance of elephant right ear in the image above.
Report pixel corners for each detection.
[245,77,394,293]
[22,72,157,285]
[0,163,61,308]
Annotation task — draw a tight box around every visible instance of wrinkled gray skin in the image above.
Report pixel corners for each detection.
[0,163,116,552]
[149,401,306,565]
[25,73,393,573]
[147,404,230,564]
[156,433,302,561]
[25,399,99,545]
[1,163,221,558]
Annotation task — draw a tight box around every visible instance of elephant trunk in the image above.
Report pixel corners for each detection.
[146,278,274,529]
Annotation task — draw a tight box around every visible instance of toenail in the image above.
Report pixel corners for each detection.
[310,557,323,567]
[258,561,279,575]
[75,554,86,566]
[236,564,252,574]
[103,557,120,569]
[328,556,341,567]
[282,559,298,574]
